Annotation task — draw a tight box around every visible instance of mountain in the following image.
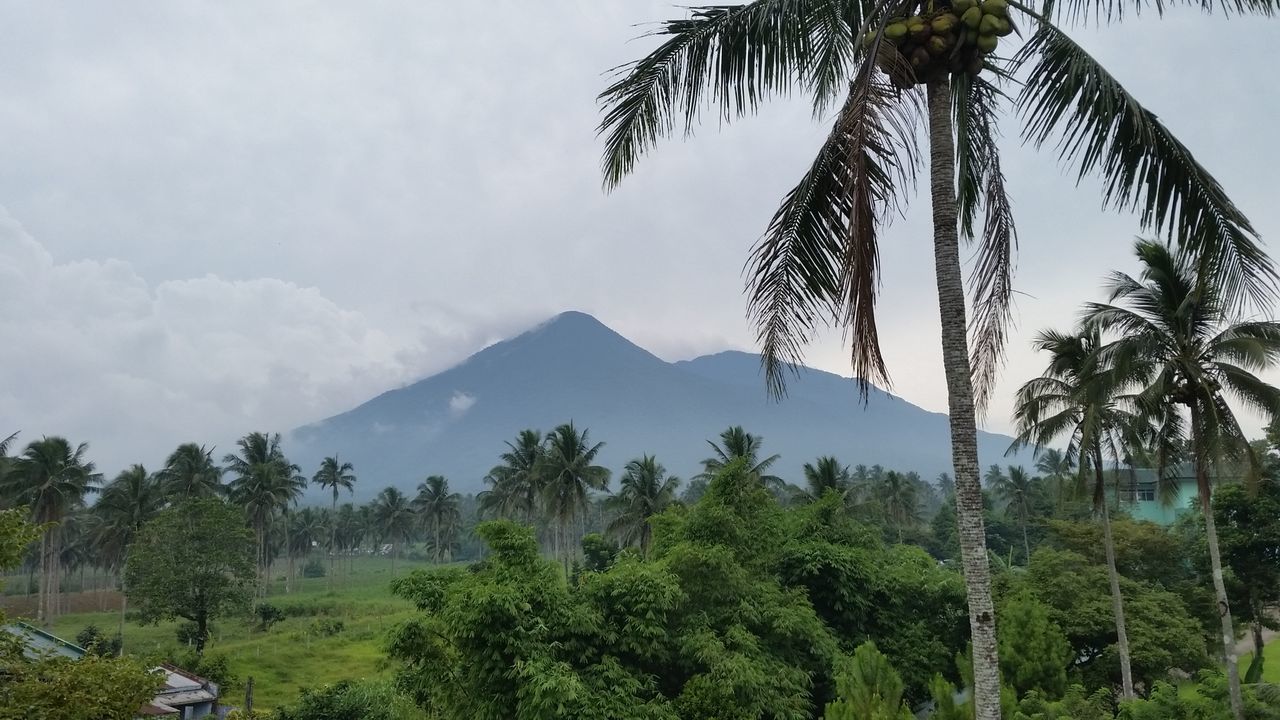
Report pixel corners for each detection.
[289,311,1025,499]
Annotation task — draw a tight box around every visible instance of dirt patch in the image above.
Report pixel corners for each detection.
[0,590,123,618]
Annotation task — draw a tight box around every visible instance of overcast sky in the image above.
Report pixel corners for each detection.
[0,2,1275,475]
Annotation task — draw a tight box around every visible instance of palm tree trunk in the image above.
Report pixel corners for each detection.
[926,77,1001,720]
[36,530,47,625]
[118,561,128,656]
[1099,490,1136,699]
[1191,401,1244,720]
[329,496,337,591]
[1019,508,1030,565]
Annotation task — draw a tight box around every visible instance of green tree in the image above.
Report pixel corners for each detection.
[1035,449,1075,512]
[987,466,1036,564]
[606,454,680,558]
[1011,325,1149,698]
[599,4,1274,716]
[1086,239,1280,716]
[371,486,415,576]
[273,680,430,720]
[159,443,223,500]
[794,456,853,505]
[125,498,255,655]
[0,654,163,720]
[414,475,461,563]
[824,642,913,720]
[312,455,356,587]
[697,426,782,489]
[1209,482,1280,678]
[540,422,610,574]
[224,431,304,594]
[94,464,164,651]
[997,593,1071,699]
[875,470,920,542]
[0,436,100,624]
[479,429,546,523]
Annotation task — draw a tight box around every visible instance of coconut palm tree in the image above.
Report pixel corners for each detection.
[876,470,919,542]
[95,464,164,650]
[159,443,223,501]
[312,455,356,587]
[606,455,680,558]
[792,456,854,506]
[371,487,415,577]
[1085,240,1280,716]
[288,506,327,581]
[0,431,17,480]
[697,426,783,489]
[988,465,1036,563]
[414,476,461,563]
[333,502,360,580]
[1034,448,1074,512]
[1011,324,1169,700]
[481,429,546,524]
[0,436,100,624]
[540,423,610,575]
[224,432,303,596]
[599,5,1275,716]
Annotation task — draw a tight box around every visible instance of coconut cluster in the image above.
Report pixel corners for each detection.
[865,0,1013,87]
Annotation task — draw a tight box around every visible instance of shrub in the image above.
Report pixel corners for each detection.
[175,620,212,646]
[255,603,286,631]
[74,625,121,656]
[303,558,326,578]
[309,618,345,637]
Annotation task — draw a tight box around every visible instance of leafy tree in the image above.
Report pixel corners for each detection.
[1086,239,1280,715]
[606,455,680,557]
[599,0,1276,713]
[371,486,415,576]
[1011,325,1150,697]
[580,532,619,573]
[224,431,304,594]
[414,475,461,563]
[0,655,162,720]
[0,436,100,623]
[94,464,164,650]
[875,470,920,542]
[125,499,256,654]
[1208,482,1280,676]
[824,642,913,720]
[312,455,356,586]
[160,442,223,500]
[540,422,610,574]
[997,593,1071,699]
[697,426,782,489]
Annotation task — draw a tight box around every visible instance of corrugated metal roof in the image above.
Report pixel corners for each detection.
[2,622,87,660]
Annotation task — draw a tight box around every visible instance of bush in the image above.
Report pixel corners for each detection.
[75,625,122,656]
[175,620,212,646]
[169,651,239,690]
[273,679,428,720]
[309,618,345,637]
[303,558,326,578]
[255,603,286,631]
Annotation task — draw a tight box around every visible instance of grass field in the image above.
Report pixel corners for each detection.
[5,555,442,710]
[1240,636,1280,684]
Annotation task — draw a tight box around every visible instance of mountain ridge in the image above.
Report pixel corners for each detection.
[289,311,1023,499]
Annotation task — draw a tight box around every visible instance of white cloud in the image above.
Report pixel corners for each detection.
[448,391,476,418]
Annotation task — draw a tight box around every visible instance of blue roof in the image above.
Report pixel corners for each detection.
[2,621,87,660]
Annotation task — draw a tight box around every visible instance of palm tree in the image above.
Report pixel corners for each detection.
[988,466,1035,564]
[371,487,415,577]
[481,430,546,524]
[224,432,303,596]
[0,436,100,624]
[1086,240,1280,717]
[606,455,680,558]
[876,470,919,542]
[792,456,854,506]
[599,6,1275,716]
[1011,324,1165,700]
[312,456,356,587]
[1034,448,1074,512]
[288,507,327,581]
[413,476,461,563]
[697,426,783,489]
[159,443,223,501]
[539,423,610,575]
[333,502,360,580]
[0,431,17,480]
[95,464,164,650]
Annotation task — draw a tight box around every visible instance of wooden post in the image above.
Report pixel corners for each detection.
[244,676,254,716]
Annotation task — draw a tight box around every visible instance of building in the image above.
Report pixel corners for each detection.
[2,623,220,719]
[1115,464,1222,526]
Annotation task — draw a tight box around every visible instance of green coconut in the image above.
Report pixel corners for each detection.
[980,0,1009,17]
[931,12,958,33]
[979,13,1001,33]
[885,22,909,40]
[966,54,984,75]
[976,33,999,52]
[953,0,978,11]
[992,17,1013,36]
[927,34,952,55]
[961,7,983,29]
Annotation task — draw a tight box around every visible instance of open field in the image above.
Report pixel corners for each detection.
[3,555,445,710]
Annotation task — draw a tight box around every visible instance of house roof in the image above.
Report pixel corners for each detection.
[2,622,87,660]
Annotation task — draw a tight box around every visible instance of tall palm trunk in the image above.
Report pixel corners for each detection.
[1190,401,1245,720]
[1094,456,1135,699]
[329,496,337,591]
[926,78,1001,720]
[36,530,47,625]
[1018,506,1030,564]
[118,557,128,656]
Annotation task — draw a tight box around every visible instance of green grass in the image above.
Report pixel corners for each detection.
[1239,635,1280,684]
[41,556,444,710]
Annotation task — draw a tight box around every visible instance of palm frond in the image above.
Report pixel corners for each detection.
[599,0,847,188]
[1013,18,1276,308]
[1038,0,1278,27]
[747,46,923,397]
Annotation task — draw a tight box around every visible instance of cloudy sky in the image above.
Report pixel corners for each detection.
[0,2,1275,475]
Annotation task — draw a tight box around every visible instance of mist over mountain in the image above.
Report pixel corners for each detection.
[289,311,1024,499]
